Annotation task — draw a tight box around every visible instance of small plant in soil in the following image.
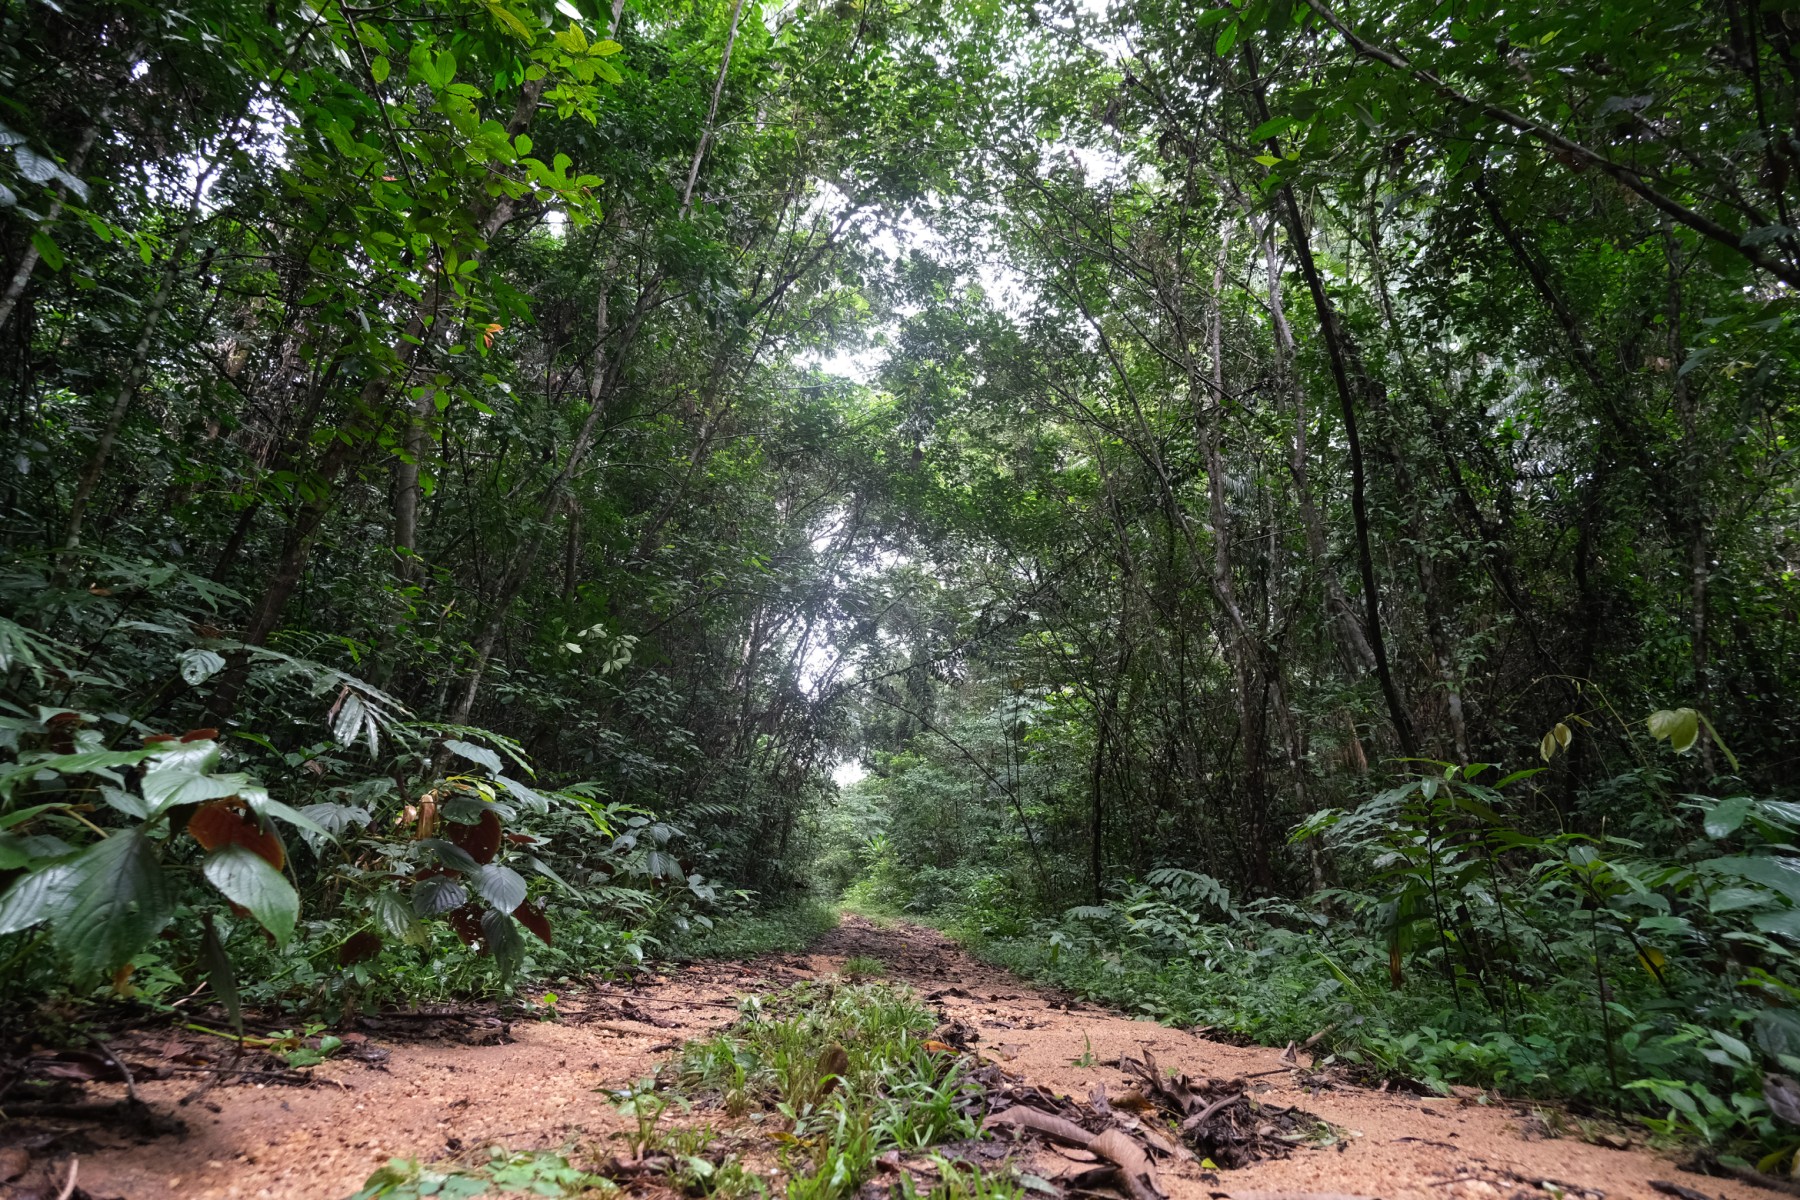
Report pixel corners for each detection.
[841,955,885,980]
[351,1148,612,1199]
[613,1075,685,1156]
[666,982,990,1200]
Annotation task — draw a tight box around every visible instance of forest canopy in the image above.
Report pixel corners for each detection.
[5,0,1800,1160]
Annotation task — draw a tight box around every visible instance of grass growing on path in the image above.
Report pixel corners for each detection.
[350,976,1009,1200]
[668,898,841,961]
[679,979,986,1197]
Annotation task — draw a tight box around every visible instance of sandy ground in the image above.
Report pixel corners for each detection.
[12,914,1787,1200]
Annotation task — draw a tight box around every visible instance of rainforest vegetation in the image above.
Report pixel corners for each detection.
[6,0,1800,1167]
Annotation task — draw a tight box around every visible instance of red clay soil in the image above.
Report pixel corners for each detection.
[3,914,1786,1200]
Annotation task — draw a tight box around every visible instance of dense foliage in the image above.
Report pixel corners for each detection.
[8,0,1800,1170]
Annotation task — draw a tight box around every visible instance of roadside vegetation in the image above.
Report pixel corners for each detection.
[7,0,1800,1184]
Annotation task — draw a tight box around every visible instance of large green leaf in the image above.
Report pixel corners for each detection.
[497,775,548,813]
[413,876,468,916]
[54,829,175,978]
[242,791,335,840]
[0,802,67,830]
[419,838,482,874]
[1705,796,1752,839]
[1647,708,1700,753]
[1703,856,1800,904]
[481,907,525,978]
[203,844,300,945]
[0,749,155,797]
[442,739,501,774]
[141,741,244,814]
[470,863,526,912]
[371,890,417,941]
[0,860,81,935]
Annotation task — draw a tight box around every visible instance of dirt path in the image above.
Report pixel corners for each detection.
[34,914,1785,1200]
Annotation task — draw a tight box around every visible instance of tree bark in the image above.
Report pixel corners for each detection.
[0,120,104,337]
[680,0,748,217]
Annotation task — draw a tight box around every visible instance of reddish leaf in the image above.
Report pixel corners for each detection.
[513,901,552,946]
[48,711,81,754]
[189,799,285,870]
[446,902,485,949]
[181,727,221,743]
[338,931,383,965]
[448,808,502,865]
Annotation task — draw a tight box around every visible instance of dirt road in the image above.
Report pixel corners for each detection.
[36,915,1786,1200]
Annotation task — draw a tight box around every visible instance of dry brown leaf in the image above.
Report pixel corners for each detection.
[1089,1128,1164,1200]
[816,1043,849,1095]
[1051,1145,1100,1164]
[984,1106,1095,1146]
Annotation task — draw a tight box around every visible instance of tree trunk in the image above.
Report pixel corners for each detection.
[1258,225,1378,675]
[392,387,437,580]
[1268,176,1417,758]
[0,120,104,337]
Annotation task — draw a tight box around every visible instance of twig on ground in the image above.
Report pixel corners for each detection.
[87,1037,141,1107]
[53,1156,77,1200]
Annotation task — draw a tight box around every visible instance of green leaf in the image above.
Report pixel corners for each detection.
[0,802,65,830]
[99,787,149,818]
[372,890,416,940]
[55,829,175,978]
[201,914,243,1035]
[0,749,154,796]
[179,648,227,685]
[0,861,81,935]
[497,775,548,813]
[243,792,334,840]
[526,854,579,895]
[1711,886,1773,914]
[470,862,526,911]
[31,230,64,271]
[481,908,525,977]
[1254,154,1281,167]
[370,55,390,83]
[1703,856,1800,904]
[204,844,299,945]
[420,837,481,874]
[442,738,502,774]
[140,740,240,813]
[1215,20,1239,55]
[1249,116,1295,141]
[1711,1029,1754,1065]
[413,876,468,916]
[1754,909,1800,940]
[1648,708,1700,753]
[1706,796,1752,839]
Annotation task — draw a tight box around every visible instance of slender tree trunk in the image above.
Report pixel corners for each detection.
[1202,251,1272,883]
[0,121,104,337]
[680,0,747,218]
[1268,178,1416,758]
[392,387,436,580]
[1665,227,1716,776]
[1258,225,1377,674]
